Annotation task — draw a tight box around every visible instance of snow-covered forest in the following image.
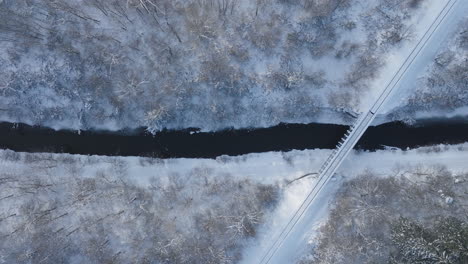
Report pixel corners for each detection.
[300,166,468,263]
[2,144,468,263]
[384,18,468,123]
[1,0,467,263]
[0,0,428,131]
[0,150,281,263]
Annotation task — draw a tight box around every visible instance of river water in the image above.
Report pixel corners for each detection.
[1,118,467,158]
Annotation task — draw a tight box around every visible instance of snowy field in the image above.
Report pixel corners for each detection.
[1,143,468,263]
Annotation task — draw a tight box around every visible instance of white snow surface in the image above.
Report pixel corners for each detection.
[240,143,468,264]
[376,0,468,115]
[0,149,328,188]
[239,1,468,262]
[2,142,468,263]
[0,0,451,132]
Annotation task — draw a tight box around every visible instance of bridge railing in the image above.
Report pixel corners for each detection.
[317,112,366,175]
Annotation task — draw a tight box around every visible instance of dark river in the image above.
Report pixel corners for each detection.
[1,118,468,158]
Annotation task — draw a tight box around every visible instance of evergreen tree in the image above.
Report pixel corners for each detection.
[390,217,468,263]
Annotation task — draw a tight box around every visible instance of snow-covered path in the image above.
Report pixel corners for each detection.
[241,0,468,263]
